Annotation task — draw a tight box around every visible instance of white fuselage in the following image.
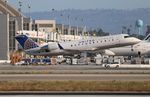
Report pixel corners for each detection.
[108,41,150,56]
[25,34,141,56]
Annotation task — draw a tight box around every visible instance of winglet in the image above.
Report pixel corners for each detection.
[144,33,150,42]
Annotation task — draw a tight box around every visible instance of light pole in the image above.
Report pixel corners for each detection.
[28,4,31,18]
[68,15,71,35]
[18,0,22,13]
[60,13,64,35]
[74,17,78,40]
[4,0,8,14]
[51,9,55,41]
[18,0,23,31]
[51,8,55,19]
[81,18,84,36]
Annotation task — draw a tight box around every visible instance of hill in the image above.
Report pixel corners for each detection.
[26,8,150,34]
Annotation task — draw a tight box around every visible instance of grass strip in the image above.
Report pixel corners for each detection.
[0,80,149,91]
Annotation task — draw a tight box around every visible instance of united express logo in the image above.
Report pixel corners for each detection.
[24,39,38,50]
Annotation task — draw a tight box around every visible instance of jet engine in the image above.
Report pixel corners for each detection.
[47,42,59,50]
[104,50,115,56]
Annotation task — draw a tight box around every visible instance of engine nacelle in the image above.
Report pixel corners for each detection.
[48,42,59,50]
[104,50,115,56]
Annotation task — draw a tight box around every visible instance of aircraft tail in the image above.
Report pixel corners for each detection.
[15,35,39,50]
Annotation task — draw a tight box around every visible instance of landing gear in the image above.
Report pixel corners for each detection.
[74,54,81,59]
[138,51,141,58]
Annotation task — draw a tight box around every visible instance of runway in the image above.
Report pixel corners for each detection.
[0,64,150,74]
[0,74,150,81]
[0,64,150,81]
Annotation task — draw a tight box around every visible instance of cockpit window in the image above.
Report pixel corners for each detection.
[124,36,130,38]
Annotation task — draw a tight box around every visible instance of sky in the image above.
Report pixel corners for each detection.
[7,0,150,12]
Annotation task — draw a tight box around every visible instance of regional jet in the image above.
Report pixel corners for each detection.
[105,34,150,57]
[15,34,140,56]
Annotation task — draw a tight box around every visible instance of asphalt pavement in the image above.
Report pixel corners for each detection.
[0,74,150,81]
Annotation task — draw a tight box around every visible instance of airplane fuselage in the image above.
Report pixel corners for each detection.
[108,41,150,56]
[25,34,140,56]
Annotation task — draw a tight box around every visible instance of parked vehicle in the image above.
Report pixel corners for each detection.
[103,61,120,68]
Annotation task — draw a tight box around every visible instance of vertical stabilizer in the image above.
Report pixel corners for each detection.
[15,35,39,50]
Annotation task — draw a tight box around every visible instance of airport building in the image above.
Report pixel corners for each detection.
[0,0,84,61]
[0,0,25,61]
[56,24,85,41]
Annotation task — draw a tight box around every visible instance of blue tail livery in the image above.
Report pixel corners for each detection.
[15,35,39,50]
